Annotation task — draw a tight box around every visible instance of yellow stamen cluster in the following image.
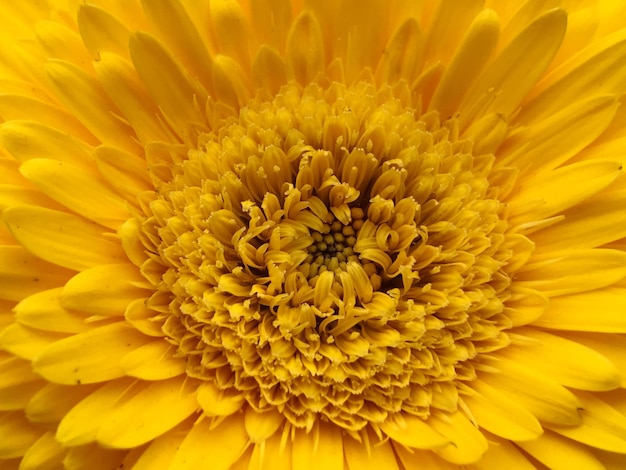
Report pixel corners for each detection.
[135,81,526,431]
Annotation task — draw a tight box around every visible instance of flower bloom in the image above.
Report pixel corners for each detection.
[1,0,626,468]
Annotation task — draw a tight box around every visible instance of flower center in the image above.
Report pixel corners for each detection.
[133,81,527,432]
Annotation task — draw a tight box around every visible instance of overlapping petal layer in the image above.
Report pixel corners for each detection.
[1,0,626,469]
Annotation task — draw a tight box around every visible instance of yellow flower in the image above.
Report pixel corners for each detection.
[1,0,626,468]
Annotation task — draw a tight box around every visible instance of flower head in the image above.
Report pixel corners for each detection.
[1,1,626,469]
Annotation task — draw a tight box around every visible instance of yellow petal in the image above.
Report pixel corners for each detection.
[169,414,248,470]
[26,382,99,425]
[473,435,538,470]
[76,3,130,58]
[0,354,39,390]
[60,263,148,316]
[94,145,152,205]
[19,432,65,470]
[286,11,324,85]
[502,329,621,391]
[379,413,449,450]
[120,340,186,380]
[142,0,214,91]
[0,411,42,459]
[499,95,619,175]
[561,332,626,388]
[33,322,149,385]
[248,429,291,470]
[0,184,64,212]
[93,53,177,144]
[248,0,293,51]
[196,381,245,417]
[429,411,488,465]
[481,358,583,426]
[376,18,423,85]
[212,54,252,108]
[244,407,284,443]
[55,377,136,446]
[517,249,626,297]
[534,287,626,333]
[45,59,140,154]
[520,36,626,124]
[344,428,400,470]
[97,376,199,448]
[129,31,207,138]
[292,421,343,470]
[3,205,126,271]
[130,426,187,470]
[0,120,94,166]
[63,442,127,470]
[531,189,626,251]
[548,390,626,453]
[209,0,251,70]
[0,323,65,361]
[430,9,500,117]
[0,95,96,144]
[464,378,543,441]
[460,8,567,123]
[124,297,165,338]
[393,444,458,470]
[517,429,605,470]
[0,246,73,302]
[35,20,91,65]
[423,0,484,65]
[0,377,42,412]
[19,158,129,229]
[14,288,87,334]
[335,0,388,81]
[251,45,288,96]
[509,159,622,222]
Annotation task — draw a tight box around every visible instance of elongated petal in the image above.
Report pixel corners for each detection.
[0,246,73,301]
[460,8,567,123]
[45,59,140,154]
[196,381,245,417]
[19,158,129,229]
[19,432,65,470]
[534,287,626,332]
[517,249,626,297]
[0,120,94,166]
[120,340,186,380]
[344,429,400,470]
[55,378,136,445]
[517,429,605,470]
[0,411,42,459]
[429,411,489,464]
[509,159,622,222]
[169,414,248,470]
[130,426,187,470]
[3,206,126,271]
[292,421,343,470]
[502,329,621,391]
[286,12,324,84]
[244,407,284,443]
[379,414,449,450]
[481,358,583,426]
[465,378,543,441]
[548,390,626,453]
[77,4,130,58]
[129,31,207,138]
[14,288,87,333]
[430,9,499,117]
[60,264,149,316]
[97,376,199,448]
[33,323,150,385]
